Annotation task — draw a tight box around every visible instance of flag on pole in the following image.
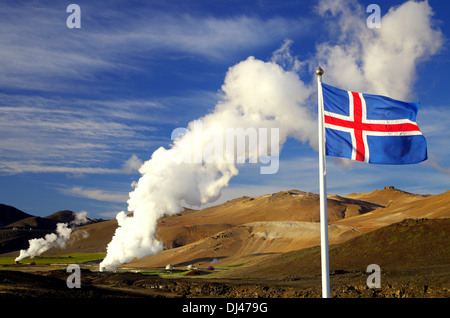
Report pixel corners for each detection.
[321,83,427,165]
[316,67,330,298]
[316,74,428,298]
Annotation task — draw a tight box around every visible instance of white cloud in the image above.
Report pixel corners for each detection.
[0,162,121,175]
[64,186,129,203]
[0,2,312,92]
[0,85,222,176]
[0,2,313,177]
[130,14,310,60]
[0,94,168,175]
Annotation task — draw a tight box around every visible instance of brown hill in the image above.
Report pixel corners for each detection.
[155,190,379,249]
[4,216,59,231]
[42,218,119,255]
[215,218,450,280]
[0,229,54,256]
[0,207,105,256]
[4,187,448,271]
[0,204,32,228]
[45,210,78,224]
[335,190,450,232]
[345,186,428,208]
[129,221,360,269]
[127,188,449,270]
[1,209,82,231]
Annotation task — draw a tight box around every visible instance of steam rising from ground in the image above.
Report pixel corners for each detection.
[15,211,89,262]
[99,1,442,271]
[100,56,316,271]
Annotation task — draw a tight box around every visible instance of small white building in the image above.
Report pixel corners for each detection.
[165,264,174,271]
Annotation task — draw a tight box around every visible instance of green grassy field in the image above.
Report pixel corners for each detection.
[0,253,106,265]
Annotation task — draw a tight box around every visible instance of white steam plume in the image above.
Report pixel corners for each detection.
[99,0,442,271]
[15,211,89,262]
[99,55,316,271]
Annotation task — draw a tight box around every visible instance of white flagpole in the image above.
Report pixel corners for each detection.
[316,66,330,298]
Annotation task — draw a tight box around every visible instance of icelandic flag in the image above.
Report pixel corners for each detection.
[321,83,427,165]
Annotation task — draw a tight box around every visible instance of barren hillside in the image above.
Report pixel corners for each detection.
[2,187,449,272]
[335,190,450,232]
[155,190,380,248]
[130,221,360,268]
[214,218,450,281]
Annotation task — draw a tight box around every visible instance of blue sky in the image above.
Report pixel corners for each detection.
[0,0,449,219]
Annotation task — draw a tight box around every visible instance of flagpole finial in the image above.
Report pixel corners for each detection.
[316,66,324,77]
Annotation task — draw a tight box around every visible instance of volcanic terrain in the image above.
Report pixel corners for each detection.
[0,186,449,298]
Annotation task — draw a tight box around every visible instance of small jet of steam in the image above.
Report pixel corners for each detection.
[15,211,89,262]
